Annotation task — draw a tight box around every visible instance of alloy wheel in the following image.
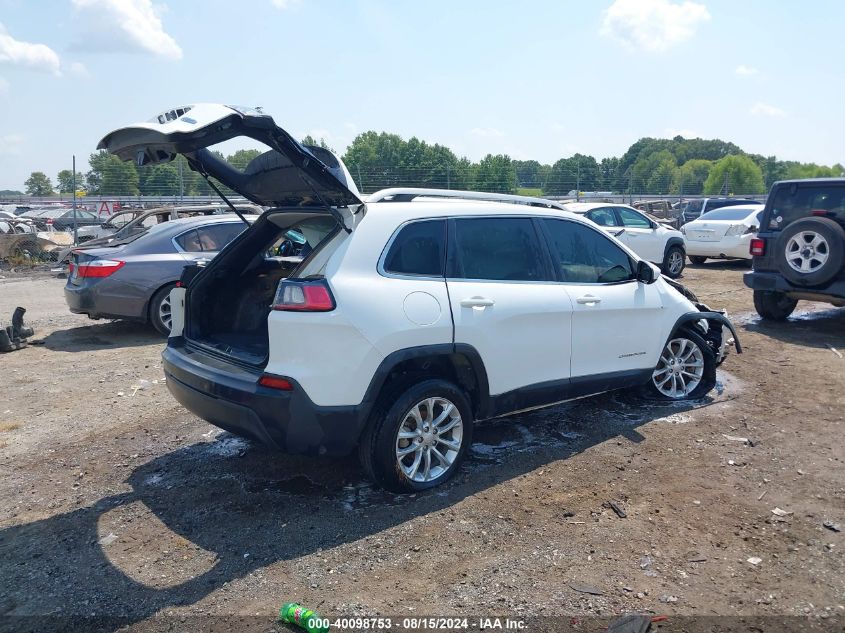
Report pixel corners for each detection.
[395,397,463,483]
[652,337,705,398]
[785,231,829,273]
[668,250,684,275]
[158,294,172,332]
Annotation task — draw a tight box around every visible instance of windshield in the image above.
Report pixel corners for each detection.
[698,207,760,221]
[766,184,845,230]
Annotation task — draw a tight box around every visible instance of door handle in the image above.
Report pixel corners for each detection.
[461,296,495,308]
[576,295,602,305]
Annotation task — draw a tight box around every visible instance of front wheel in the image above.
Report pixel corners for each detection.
[645,328,716,400]
[359,379,473,493]
[662,245,686,278]
[688,255,707,265]
[753,290,797,321]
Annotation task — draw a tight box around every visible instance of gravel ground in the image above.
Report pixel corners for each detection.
[0,262,843,632]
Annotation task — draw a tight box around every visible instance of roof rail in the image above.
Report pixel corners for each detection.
[366,188,565,210]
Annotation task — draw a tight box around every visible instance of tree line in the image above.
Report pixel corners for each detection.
[19,133,844,198]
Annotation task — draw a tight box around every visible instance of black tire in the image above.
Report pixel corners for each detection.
[753,290,797,321]
[149,283,177,336]
[662,245,686,278]
[688,255,708,265]
[643,327,716,401]
[358,379,473,493]
[775,217,845,286]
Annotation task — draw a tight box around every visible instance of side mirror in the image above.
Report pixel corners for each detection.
[636,260,656,284]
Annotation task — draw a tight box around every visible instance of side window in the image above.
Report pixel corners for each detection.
[542,219,635,284]
[176,229,202,252]
[450,217,547,281]
[585,207,619,227]
[383,219,446,276]
[194,223,245,252]
[617,208,652,228]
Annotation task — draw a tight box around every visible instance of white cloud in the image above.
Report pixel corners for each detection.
[71,0,182,60]
[68,61,90,76]
[0,23,61,75]
[735,65,758,76]
[271,0,300,8]
[469,127,505,138]
[0,133,24,156]
[750,102,786,118]
[0,77,8,95]
[600,0,711,52]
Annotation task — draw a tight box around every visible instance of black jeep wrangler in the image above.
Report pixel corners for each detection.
[744,178,845,320]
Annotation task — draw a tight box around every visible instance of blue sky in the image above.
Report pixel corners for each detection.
[0,0,842,190]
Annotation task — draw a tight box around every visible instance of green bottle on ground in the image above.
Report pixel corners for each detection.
[279,602,329,633]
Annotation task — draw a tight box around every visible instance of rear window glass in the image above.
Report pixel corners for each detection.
[450,217,546,281]
[698,208,758,221]
[767,185,845,229]
[383,219,446,277]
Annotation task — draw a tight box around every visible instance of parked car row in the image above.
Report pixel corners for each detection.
[70,103,743,492]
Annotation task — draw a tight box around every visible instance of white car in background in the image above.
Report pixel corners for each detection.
[681,204,765,265]
[562,202,687,278]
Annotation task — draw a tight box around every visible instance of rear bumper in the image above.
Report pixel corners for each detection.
[162,340,366,456]
[686,235,751,259]
[63,280,146,320]
[743,271,845,300]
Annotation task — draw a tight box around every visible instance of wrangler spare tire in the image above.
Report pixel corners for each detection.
[775,217,845,286]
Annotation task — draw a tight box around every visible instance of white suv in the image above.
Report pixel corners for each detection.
[99,105,740,492]
[562,202,687,278]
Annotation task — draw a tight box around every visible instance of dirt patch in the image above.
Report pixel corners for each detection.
[0,266,843,629]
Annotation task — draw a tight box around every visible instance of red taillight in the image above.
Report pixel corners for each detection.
[75,259,125,278]
[272,280,335,312]
[258,375,294,391]
[750,238,766,257]
[175,281,183,288]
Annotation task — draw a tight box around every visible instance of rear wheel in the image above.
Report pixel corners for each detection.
[688,255,708,265]
[662,245,686,278]
[753,290,797,321]
[149,283,177,336]
[359,379,473,493]
[645,328,716,400]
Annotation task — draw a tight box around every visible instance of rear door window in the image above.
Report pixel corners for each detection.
[541,218,635,284]
[585,207,619,227]
[383,219,446,277]
[176,223,245,252]
[449,217,547,281]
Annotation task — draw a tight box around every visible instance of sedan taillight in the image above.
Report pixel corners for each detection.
[75,259,125,278]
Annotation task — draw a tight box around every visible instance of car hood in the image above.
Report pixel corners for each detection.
[98,104,362,208]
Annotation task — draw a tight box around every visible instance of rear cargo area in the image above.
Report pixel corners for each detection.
[185,211,342,366]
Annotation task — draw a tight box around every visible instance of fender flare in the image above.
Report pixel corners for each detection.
[671,310,742,354]
[357,343,491,423]
[663,236,686,261]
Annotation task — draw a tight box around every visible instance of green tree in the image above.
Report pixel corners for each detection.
[703,155,766,195]
[139,163,180,195]
[473,154,517,193]
[630,150,677,194]
[25,172,54,196]
[674,159,713,195]
[301,135,334,152]
[56,169,85,194]
[87,151,139,195]
[227,149,263,171]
